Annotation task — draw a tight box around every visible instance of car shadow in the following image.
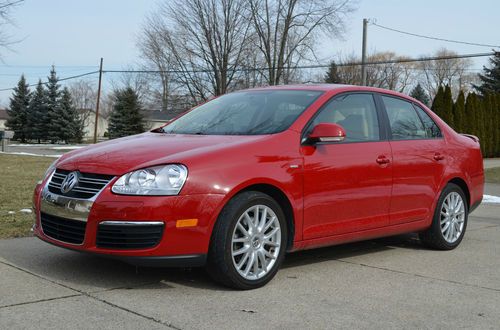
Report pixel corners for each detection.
[1,234,424,292]
[282,233,423,270]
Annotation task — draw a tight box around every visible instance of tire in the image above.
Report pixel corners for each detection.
[420,183,468,250]
[207,191,288,290]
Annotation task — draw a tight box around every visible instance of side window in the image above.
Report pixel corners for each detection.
[309,94,380,142]
[413,105,442,138]
[382,96,426,140]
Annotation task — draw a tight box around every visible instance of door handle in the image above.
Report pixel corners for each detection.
[376,155,390,165]
[433,153,445,161]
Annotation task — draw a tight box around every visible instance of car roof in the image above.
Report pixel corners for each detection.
[245,84,413,101]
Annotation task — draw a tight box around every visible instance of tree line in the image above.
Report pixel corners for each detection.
[324,48,476,102]
[6,67,84,143]
[6,69,147,142]
[427,52,500,157]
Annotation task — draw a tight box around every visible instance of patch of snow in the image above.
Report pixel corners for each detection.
[7,211,15,214]
[9,144,57,147]
[19,208,33,214]
[9,143,81,147]
[50,146,84,150]
[0,151,61,158]
[482,195,500,204]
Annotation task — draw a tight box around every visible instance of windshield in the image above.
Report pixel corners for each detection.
[163,90,323,135]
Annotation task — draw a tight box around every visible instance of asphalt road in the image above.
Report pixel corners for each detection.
[1,194,499,329]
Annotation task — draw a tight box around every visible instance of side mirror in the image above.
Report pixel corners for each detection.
[307,123,346,143]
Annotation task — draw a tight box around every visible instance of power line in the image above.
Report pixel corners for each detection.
[371,22,500,49]
[0,70,99,91]
[101,52,496,74]
[339,52,495,67]
[0,64,99,68]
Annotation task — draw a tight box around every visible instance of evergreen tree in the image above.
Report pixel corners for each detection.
[45,66,62,142]
[495,94,500,156]
[453,91,465,132]
[442,85,454,126]
[50,87,83,143]
[28,80,49,143]
[474,94,486,155]
[482,94,493,157]
[409,83,430,106]
[431,85,444,118]
[464,92,477,136]
[476,52,500,95]
[108,88,145,139]
[324,61,342,84]
[484,92,499,157]
[490,93,499,157]
[5,75,31,142]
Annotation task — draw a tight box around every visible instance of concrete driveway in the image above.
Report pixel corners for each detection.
[1,200,499,329]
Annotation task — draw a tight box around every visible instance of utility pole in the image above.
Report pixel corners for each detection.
[361,18,368,86]
[93,58,103,144]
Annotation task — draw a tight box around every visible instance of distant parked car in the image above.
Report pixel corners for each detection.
[33,84,484,289]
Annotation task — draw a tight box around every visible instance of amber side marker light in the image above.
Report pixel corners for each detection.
[176,219,198,228]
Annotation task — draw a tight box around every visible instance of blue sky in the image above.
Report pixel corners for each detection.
[0,0,498,105]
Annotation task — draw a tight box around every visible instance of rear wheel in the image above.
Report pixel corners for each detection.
[420,183,468,250]
[207,191,287,289]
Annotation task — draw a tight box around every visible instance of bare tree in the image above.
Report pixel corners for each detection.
[69,79,96,110]
[68,79,97,125]
[365,52,416,93]
[140,0,252,102]
[106,65,158,111]
[331,52,415,93]
[138,15,177,111]
[0,0,24,57]
[417,48,473,99]
[248,0,354,85]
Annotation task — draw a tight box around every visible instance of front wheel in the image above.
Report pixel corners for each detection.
[420,183,468,250]
[207,191,288,289]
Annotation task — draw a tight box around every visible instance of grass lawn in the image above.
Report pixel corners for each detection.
[0,154,54,238]
[485,167,500,184]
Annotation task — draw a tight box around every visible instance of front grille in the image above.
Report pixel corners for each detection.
[97,222,164,249]
[48,169,114,199]
[41,212,86,244]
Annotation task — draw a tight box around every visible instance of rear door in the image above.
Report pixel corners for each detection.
[302,93,393,239]
[378,94,446,225]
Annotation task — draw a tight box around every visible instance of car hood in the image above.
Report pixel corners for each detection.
[56,132,267,175]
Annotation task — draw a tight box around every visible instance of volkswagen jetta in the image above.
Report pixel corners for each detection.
[33,84,484,289]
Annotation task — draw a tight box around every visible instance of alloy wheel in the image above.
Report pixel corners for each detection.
[440,192,466,243]
[231,204,281,280]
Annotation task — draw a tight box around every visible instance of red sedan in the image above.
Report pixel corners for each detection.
[33,84,484,289]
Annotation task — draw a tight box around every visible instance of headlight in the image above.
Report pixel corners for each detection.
[111,164,188,196]
[38,159,58,184]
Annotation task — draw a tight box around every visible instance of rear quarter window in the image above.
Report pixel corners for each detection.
[413,104,442,138]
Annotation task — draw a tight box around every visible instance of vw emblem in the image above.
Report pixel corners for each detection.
[60,171,79,194]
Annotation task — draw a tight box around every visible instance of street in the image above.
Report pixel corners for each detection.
[1,189,499,329]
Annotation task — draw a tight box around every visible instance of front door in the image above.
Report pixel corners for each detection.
[302,93,393,240]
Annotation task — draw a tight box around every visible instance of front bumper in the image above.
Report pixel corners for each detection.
[38,236,207,267]
[33,181,225,265]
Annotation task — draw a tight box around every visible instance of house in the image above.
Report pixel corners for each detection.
[78,109,109,140]
[0,109,8,130]
[142,108,187,130]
